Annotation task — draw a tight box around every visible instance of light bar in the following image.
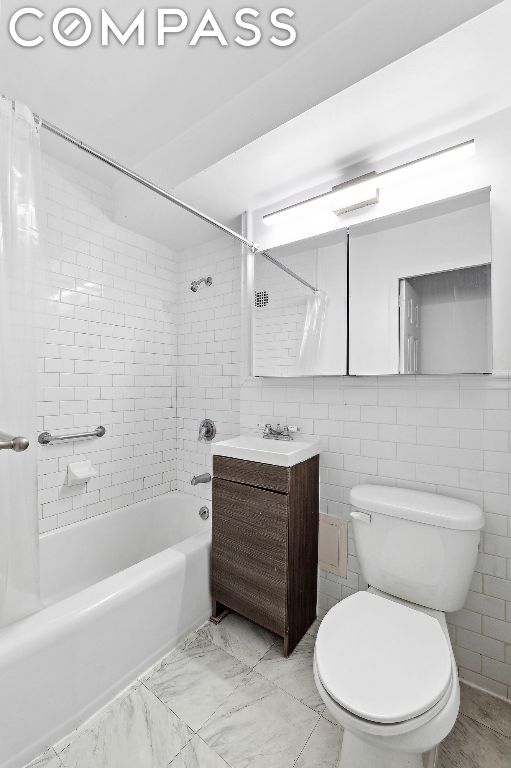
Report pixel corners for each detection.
[263,176,379,226]
[263,139,475,227]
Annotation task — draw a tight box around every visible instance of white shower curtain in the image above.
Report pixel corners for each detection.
[297,290,328,374]
[0,97,44,626]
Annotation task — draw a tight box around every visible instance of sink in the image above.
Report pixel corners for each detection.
[211,435,322,468]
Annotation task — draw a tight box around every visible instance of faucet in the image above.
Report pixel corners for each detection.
[263,424,293,441]
[191,473,212,486]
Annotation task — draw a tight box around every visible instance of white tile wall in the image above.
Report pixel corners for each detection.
[38,155,178,531]
[175,236,241,503]
[240,374,511,699]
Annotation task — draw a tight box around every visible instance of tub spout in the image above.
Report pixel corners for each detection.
[191,473,212,486]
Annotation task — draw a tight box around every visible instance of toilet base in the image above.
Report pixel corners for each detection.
[339,731,437,768]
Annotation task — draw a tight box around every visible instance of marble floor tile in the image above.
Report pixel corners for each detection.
[199,671,319,768]
[27,750,61,768]
[143,630,250,731]
[201,613,277,667]
[438,713,511,768]
[169,736,231,768]
[24,620,511,768]
[460,682,511,739]
[254,633,324,711]
[54,683,191,768]
[294,716,343,768]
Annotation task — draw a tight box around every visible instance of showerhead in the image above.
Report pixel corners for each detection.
[190,276,213,292]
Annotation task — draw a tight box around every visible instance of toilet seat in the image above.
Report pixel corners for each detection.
[315,591,452,725]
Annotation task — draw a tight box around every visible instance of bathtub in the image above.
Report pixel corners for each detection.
[0,491,212,768]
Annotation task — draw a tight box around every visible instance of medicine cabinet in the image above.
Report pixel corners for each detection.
[250,188,492,377]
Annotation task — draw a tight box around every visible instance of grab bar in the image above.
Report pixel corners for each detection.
[0,432,30,452]
[38,426,106,446]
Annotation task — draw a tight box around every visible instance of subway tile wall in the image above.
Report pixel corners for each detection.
[38,155,178,531]
[175,236,241,501]
[240,375,511,699]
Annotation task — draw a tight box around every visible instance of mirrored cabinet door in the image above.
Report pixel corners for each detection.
[348,189,492,375]
[252,232,348,377]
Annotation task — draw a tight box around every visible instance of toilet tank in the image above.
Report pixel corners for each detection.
[350,485,484,612]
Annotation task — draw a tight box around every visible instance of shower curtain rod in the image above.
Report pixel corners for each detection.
[38,117,318,294]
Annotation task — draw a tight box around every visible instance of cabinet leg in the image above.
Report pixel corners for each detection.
[210,600,229,625]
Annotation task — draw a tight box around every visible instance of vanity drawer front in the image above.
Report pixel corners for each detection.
[213,455,290,494]
[212,479,288,634]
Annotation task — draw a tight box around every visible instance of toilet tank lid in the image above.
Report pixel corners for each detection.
[350,485,484,531]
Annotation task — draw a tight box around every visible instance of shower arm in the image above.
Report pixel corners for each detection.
[37,117,318,295]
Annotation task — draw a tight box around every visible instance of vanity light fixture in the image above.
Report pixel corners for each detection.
[380,138,475,181]
[263,139,475,227]
[263,174,379,226]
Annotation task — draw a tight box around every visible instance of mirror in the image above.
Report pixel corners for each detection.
[252,232,347,376]
[349,188,492,375]
[399,265,492,374]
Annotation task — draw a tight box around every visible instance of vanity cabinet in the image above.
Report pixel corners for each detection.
[211,454,319,656]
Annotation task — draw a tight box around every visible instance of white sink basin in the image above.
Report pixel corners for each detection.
[211,435,321,468]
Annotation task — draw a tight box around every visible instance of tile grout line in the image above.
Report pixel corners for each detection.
[459,711,511,743]
[291,712,323,768]
[196,733,234,768]
[205,626,328,717]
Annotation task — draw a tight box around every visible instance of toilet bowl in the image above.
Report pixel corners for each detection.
[314,590,460,768]
[314,485,484,768]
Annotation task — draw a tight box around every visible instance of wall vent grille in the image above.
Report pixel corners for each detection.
[255,290,269,308]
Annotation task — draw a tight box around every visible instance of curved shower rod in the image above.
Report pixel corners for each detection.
[38,116,318,294]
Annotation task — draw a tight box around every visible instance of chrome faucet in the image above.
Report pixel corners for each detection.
[263,424,293,441]
[191,473,212,486]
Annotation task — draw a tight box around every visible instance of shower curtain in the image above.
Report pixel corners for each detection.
[297,290,328,374]
[0,98,44,626]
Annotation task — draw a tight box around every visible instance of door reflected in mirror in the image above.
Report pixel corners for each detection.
[399,265,492,374]
[349,188,492,375]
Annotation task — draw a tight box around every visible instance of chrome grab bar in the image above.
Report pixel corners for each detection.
[0,432,30,452]
[38,426,106,446]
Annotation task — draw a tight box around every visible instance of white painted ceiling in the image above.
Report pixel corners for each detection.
[0,0,506,249]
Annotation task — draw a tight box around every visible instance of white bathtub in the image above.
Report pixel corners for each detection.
[0,491,212,768]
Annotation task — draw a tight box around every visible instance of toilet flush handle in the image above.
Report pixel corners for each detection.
[350,510,372,525]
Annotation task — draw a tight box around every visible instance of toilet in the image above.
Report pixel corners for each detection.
[314,484,484,768]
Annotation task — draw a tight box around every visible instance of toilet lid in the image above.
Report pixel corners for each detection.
[315,592,452,724]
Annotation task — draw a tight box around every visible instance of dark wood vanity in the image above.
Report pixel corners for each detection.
[211,454,319,656]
